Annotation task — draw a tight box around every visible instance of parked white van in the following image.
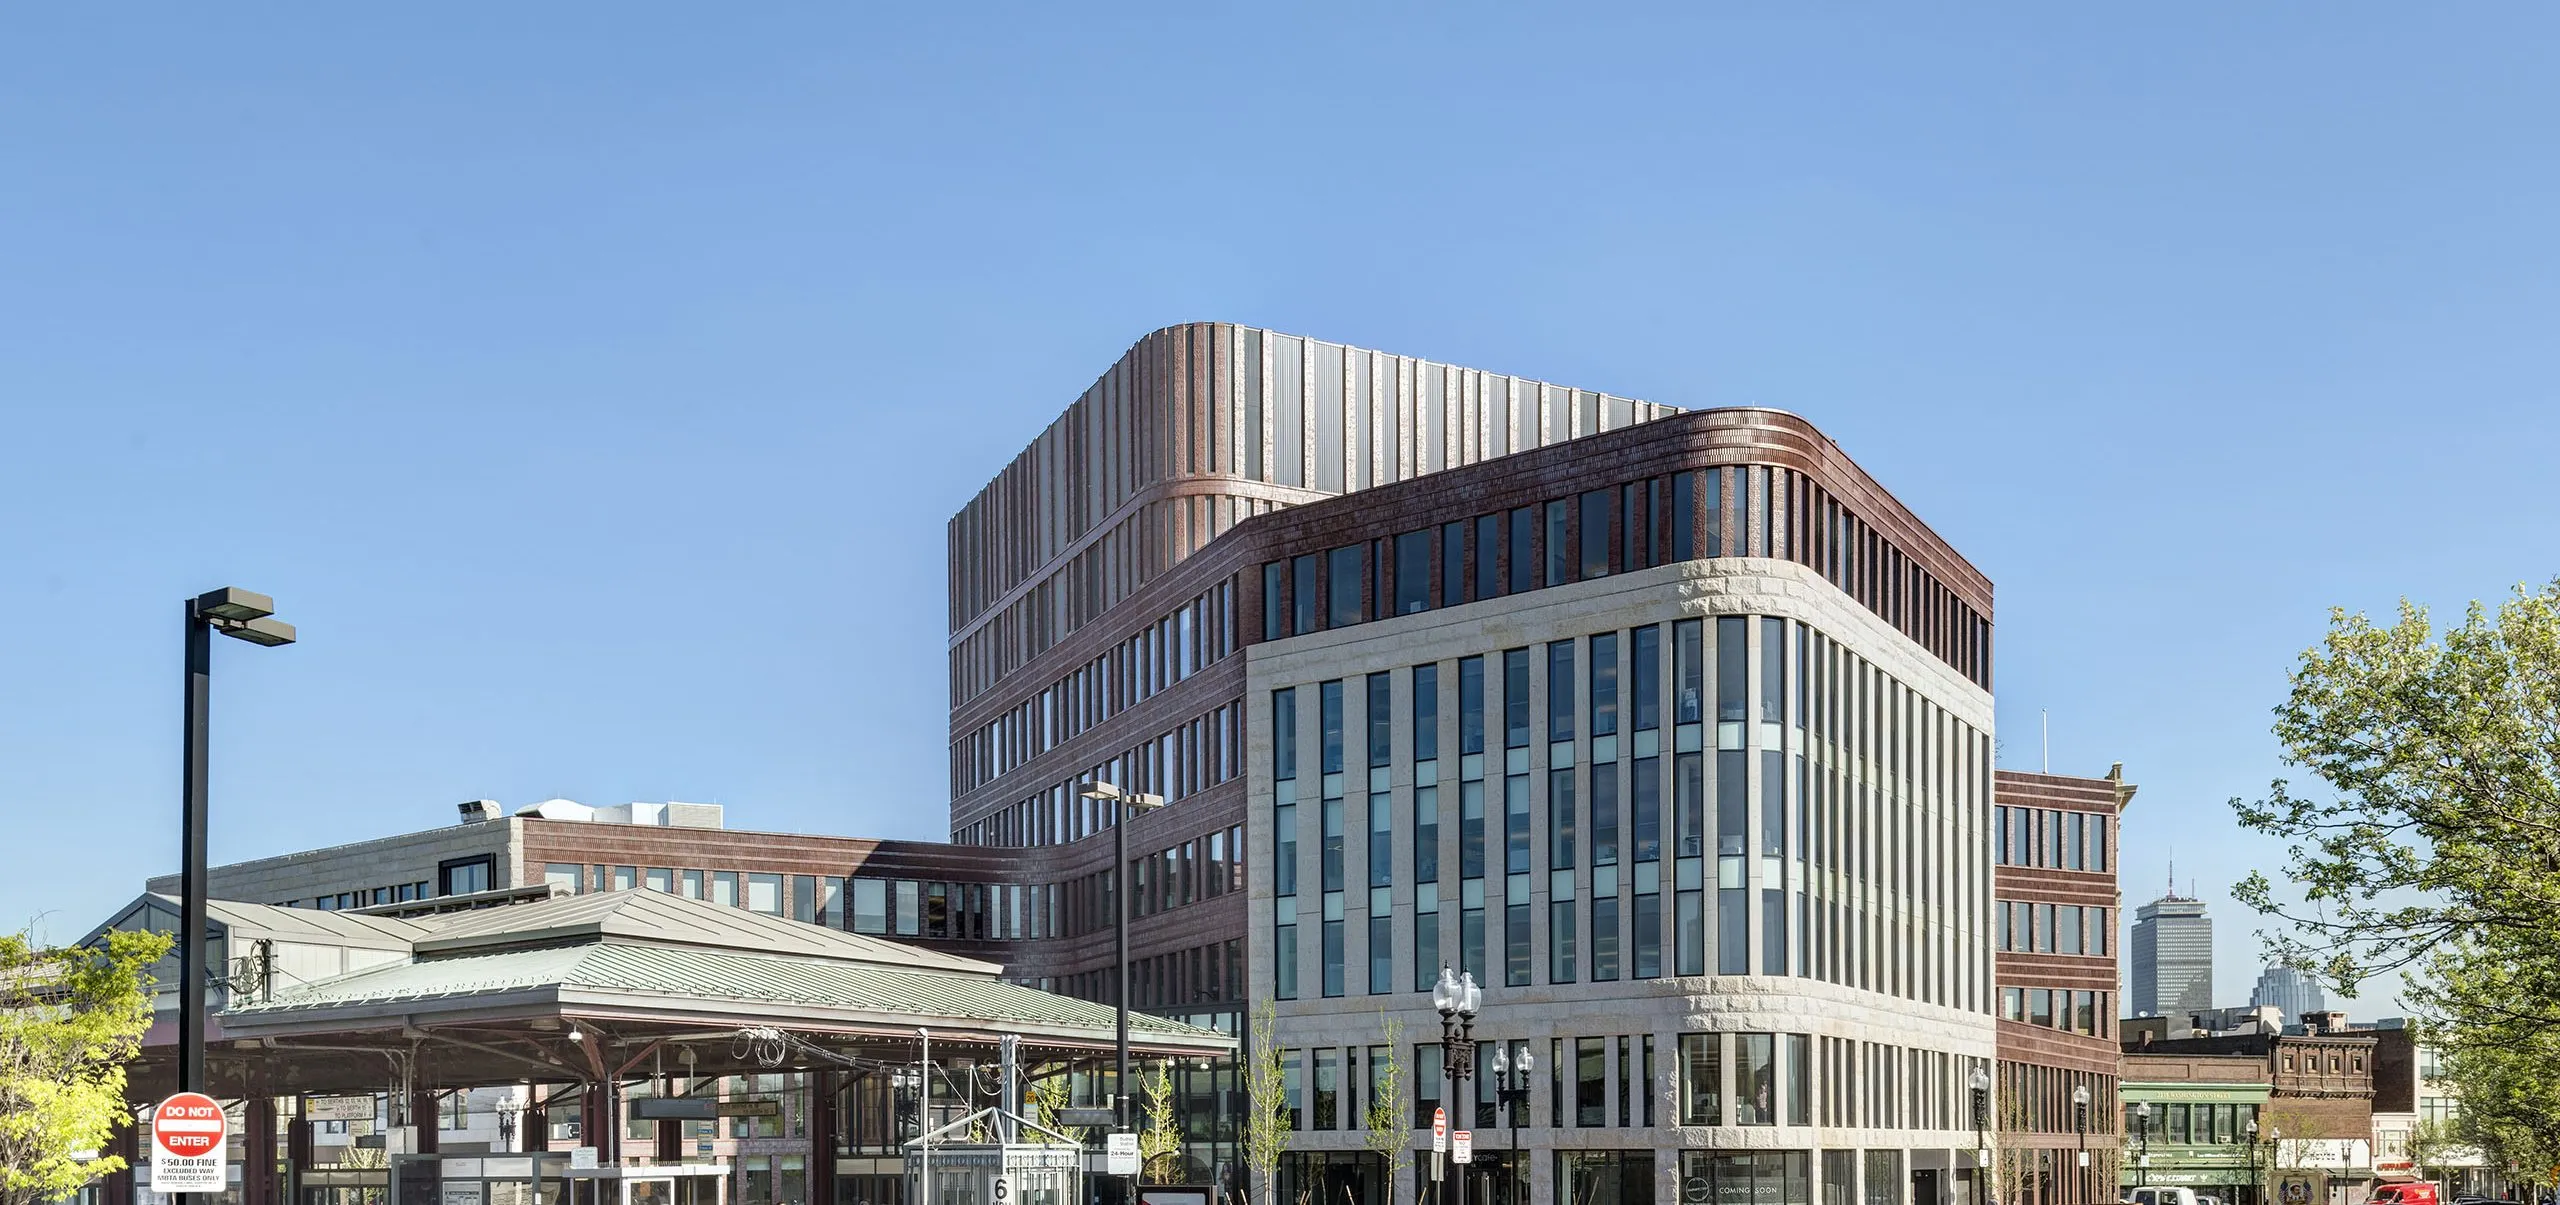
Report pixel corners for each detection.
[2125,1188,2202,1205]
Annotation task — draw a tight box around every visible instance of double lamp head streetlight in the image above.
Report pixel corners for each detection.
[175,585,296,1205]
[1077,779,1165,1153]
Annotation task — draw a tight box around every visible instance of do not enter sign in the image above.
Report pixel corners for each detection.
[152,1092,227,1193]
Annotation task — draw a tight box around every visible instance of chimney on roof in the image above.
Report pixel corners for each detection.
[458,799,502,824]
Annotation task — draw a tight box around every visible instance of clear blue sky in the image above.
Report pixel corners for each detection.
[6,6,2555,1016]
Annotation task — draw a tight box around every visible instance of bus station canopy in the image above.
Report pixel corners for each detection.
[111,889,1232,1100]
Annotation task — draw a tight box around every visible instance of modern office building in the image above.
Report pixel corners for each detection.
[947,323,2006,1205]
[2248,967,2327,1027]
[146,323,2135,1205]
[1990,767,2132,1205]
[2131,894,2213,1019]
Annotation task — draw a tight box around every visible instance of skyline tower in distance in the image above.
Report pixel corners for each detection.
[2130,862,2213,1018]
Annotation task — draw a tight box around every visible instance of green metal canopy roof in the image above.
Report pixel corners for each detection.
[210,888,1232,1058]
[226,940,1223,1043]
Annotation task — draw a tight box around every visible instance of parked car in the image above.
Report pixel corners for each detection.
[2125,1188,2202,1205]
[2199,1195,2224,1205]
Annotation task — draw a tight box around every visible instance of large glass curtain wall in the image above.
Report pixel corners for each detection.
[1269,614,1989,1003]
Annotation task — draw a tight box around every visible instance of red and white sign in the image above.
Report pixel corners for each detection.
[151,1093,227,1193]
[1432,1108,1448,1153]
[1453,1130,1473,1165]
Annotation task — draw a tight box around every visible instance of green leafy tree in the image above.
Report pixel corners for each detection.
[2232,582,2560,998]
[2231,582,2560,1193]
[1139,1060,1184,1185]
[0,926,173,1205]
[1027,1067,1088,1145]
[1357,1018,1408,1202]
[1240,998,1291,1205]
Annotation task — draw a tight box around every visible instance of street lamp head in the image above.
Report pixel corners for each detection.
[2136,1101,2152,1122]
[1432,965,1461,1016]
[2073,1084,2091,1107]
[1969,1067,1991,1092]
[194,588,275,623]
[1078,780,1165,811]
[2248,1118,2260,1139]
[1458,970,1482,1016]
[1490,1047,1507,1074]
[216,616,297,647]
[1516,1047,1533,1074]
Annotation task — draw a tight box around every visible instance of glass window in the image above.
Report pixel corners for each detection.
[1592,894,1620,982]
[641,867,672,893]
[1327,546,1362,630]
[2092,815,2109,872]
[543,863,581,895]
[1674,619,1704,725]
[1593,761,1619,867]
[1395,531,1432,615]
[1274,922,1298,1001]
[681,869,703,899]
[1546,502,1570,586]
[1632,625,1660,731]
[1551,767,1579,868]
[1550,898,1578,984]
[893,880,917,935]
[1579,1036,1610,1127]
[1367,673,1393,767]
[1365,914,1393,996]
[713,870,740,908]
[1320,680,1345,775]
[610,865,636,892]
[1321,799,1344,892]
[1679,1033,1721,1125]
[1476,515,1502,600]
[1414,664,1440,762]
[1506,900,1531,987]
[1548,640,1576,742]
[1291,554,1317,636]
[2059,906,2083,955]
[1275,687,1299,779]
[1508,507,1533,594]
[1671,471,1696,562]
[1263,562,1285,640]
[1784,1035,1810,1126]
[1590,632,1619,737]
[745,873,782,915]
[440,856,495,896]
[1580,490,1611,579]
[1321,918,1344,998]
[1459,657,1486,755]
[1736,1034,1774,1125]
[1505,648,1531,749]
[1461,782,1486,880]
[852,879,887,933]
[1443,521,1469,606]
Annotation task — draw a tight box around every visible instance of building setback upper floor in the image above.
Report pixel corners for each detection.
[948,327,1999,846]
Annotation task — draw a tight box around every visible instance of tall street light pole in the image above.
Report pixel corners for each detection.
[1432,968,1482,1205]
[1490,1043,1532,1205]
[1081,779,1164,1197]
[179,588,295,1117]
[2073,1084,2092,1199]
[1969,1066,1991,1205]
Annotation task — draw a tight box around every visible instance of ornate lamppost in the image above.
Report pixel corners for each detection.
[1490,1044,1534,1205]
[1433,968,1483,1205]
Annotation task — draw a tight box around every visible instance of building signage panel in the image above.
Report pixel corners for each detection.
[151,1093,227,1194]
[306,1097,375,1123]
[442,1184,485,1205]
[1105,1132,1141,1177]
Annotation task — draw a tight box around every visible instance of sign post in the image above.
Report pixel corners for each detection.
[1453,1131,1473,1166]
[152,1093,227,1195]
[1432,1107,1447,1183]
[1107,1131,1141,1177]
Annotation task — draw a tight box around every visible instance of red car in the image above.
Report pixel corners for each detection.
[2372,1184,2443,1205]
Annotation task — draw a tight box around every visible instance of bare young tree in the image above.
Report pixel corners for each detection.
[1241,998,1291,1205]
[1358,1017,1410,1202]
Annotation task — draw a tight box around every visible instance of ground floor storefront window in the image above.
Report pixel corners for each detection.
[1683,1151,1811,1205]
[1557,1150,1655,1205]
[1280,1152,1386,1205]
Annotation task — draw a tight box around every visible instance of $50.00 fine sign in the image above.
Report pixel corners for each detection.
[153,1093,228,1193]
